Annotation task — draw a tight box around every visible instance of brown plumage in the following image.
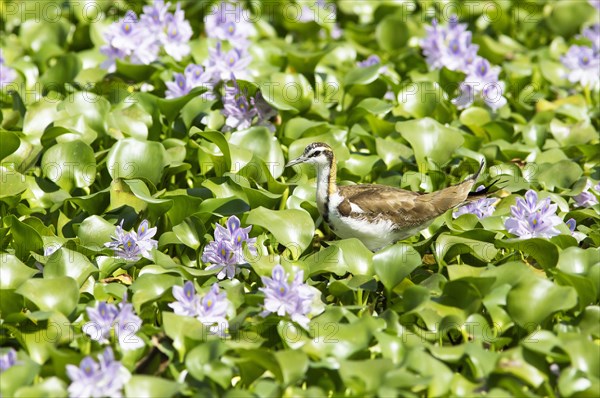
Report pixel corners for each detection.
[286,142,487,251]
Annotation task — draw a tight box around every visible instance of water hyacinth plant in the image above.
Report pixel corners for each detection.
[169,282,231,336]
[202,215,257,280]
[66,348,130,398]
[105,220,158,262]
[2,1,600,397]
[100,0,191,70]
[259,265,319,329]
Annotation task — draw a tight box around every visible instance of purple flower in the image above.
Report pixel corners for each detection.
[196,283,229,336]
[260,265,315,329]
[204,1,255,48]
[421,16,479,72]
[203,240,239,280]
[561,45,600,91]
[566,218,577,234]
[165,64,214,99]
[202,215,257,280]
[168,282,230,336]
[67,348,130,398]
[105,220,158,262]
[168,281,199,317]
[357,54,381,68]
[222,78,258,131]
[589,0,600,10]
[580,23,600,53]
[101,11,160,72]
[159,4,192,61]
[251,91,277,132]
[114,295,144,350]
[140,0,171,33]
[205,42,252,83]
[0,54,18,89]
[452,57,507,111]
[0,348,18,372]
[573,181,599,208]
[504,190,564,239]
[165,73,191,99]
[454,185,497,219]
[83,295,143,351]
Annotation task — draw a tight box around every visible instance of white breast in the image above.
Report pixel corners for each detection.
[326,193,402,251]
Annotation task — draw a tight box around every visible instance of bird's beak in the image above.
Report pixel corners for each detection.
[285,156,306,168]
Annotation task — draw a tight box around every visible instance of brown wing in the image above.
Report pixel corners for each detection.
[338,180,475,228]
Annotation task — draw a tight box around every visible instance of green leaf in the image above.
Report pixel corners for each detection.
[16,276,79,316]
[0,254,38,289]
[0,166,27,198]
[124,376,181,398]
[106,138,168,185]
[246,207,315,259]
[186,340,232,389]
[261,73,313,114]
[373,244,421,291]
[0,131,20,161]
[396,118,464,171]
[506,277,577,326]
[7,216,44,260]
[43,248,98,287]
[131,273,181,313]
[395,82,447,119]
[376,16,408,52]
[41,140,96,191]
[273,350,309,386]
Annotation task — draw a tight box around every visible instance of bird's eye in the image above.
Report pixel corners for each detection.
[310,150,322,158]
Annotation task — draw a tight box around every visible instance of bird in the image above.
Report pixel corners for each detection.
[286,142,490,251]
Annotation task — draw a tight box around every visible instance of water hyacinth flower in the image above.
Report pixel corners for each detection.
[196,283,230,336]
[421,16,479,72]
[205,42,252,83]
[0,348,18,372]
[204,1,255,48]
[580,23,600,53]
[101,2,192,71]
[504,190,564,239]
[101,11,160,72]
[222,78,258,131]
[0,54,18,88]
[83,295,144,351]
[357,54,381,68]
[105,220,158,262]
[165,64,214,99]
[140,0,171,34]
[202,215,257,280]
[169,282,230,336]
[159,4,192,61]
[169,281,199,317]
[453,57,507,111]
[561,44,600,91]
[573,181,599,208]
[251,91,278,132]
[260,265,315,329]
[67,348,130,398]
[453,185,498,219]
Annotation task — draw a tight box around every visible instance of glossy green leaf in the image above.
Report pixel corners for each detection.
[16,276,79,316]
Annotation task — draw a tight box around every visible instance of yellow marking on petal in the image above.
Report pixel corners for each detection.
[228,25,234,33]
[124,23,131,32]
[279,287,285,293]
[207,299,213,308]
[229,57,235,65]
[221,249,226,256]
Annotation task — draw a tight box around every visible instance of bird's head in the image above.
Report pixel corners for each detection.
[285,142,334,168]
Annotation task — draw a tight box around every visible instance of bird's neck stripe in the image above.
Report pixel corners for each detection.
[323,151,337,224]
